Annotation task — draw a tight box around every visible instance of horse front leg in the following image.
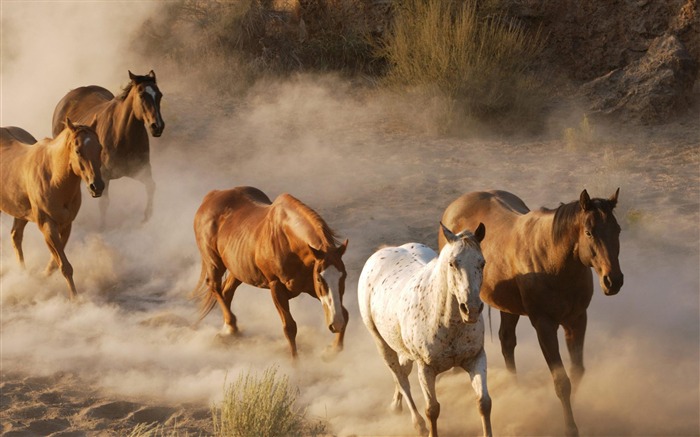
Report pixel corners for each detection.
[38,218,77,300]
[330,305,349,353]
[563,312,587,393]
[462,349,493,437]
[416,363,440,437]
[10,218,28,269]
[270,281,298,358]
[44,223,72,276]
[499,311,520,375]
[138,166,155,224]
[532,316,578,437]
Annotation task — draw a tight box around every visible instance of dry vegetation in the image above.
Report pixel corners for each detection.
[137,0,547,134]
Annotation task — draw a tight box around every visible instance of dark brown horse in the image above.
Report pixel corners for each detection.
[192,186,349,358]
[439,189,623,437]
[51,70,164,227]
[0,119,104,299]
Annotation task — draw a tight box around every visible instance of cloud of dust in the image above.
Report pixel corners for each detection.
[1,2,698,436]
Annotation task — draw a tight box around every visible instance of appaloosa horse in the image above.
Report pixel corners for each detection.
[51,70,164,227]
[192,186,349,358]
[439,189,623,436]
[358,223,492,437]
[0,119,104,299]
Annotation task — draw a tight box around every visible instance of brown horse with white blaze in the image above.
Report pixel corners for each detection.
[439,189,623,437]
[51,70,164,227]
[0,119,104,299]
[192,186,349,358]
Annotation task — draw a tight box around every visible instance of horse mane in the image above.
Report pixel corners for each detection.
[550,197,617,243]
[117,78,156,100]
[278,194,341,248]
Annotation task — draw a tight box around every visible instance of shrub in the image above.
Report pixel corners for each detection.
[211,367,327,437]
[379,0,547,133]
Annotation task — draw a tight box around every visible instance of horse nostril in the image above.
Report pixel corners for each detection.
[604,275,613,288]
[459,303,468,314]
[328,324,336,333]
[89,183,97,192]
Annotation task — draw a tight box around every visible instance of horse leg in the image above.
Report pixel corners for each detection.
[376,340,426,435]
[38,219,77,300]
[220,275,242,335]
[10,218,28,269]
[499,311,520,374]
[205,263,236,337]
[270,281,298,358]
[99,179,110,230]
[44,223,72,276]
[462,349,493,437]
[532,316,578,437]
[137,165,156,223]
[416,363,440,437]
[563,312,587,393]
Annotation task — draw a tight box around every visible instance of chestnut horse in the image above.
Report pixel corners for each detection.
[192,186,349,358]
[439,189,623,437]
[0,119,105,299]
[51,70,164,227]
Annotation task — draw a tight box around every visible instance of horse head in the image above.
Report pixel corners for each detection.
[309,239,349,333]
[65,117,105,198]
[577,188,624,295]
[440,222,486,324]
[128,70,165,137]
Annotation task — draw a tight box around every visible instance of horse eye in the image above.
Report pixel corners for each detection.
[585,230,593,238]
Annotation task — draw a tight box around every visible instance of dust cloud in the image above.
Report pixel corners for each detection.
[1,2,698,436]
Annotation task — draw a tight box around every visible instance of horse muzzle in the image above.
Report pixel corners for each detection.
[88,180,105,198]
[150,122,164,137]
[459,302,483,324]
[602,272,624,296]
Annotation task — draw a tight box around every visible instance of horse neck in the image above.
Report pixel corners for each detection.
[523,211,582,273]
[110,91,144,141]
[45,131,80,189]
[276,198,333,254]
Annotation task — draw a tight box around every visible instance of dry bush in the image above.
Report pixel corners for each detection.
[211,367,327,437]
[379,0,548,133]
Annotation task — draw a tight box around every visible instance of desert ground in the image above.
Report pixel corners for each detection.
[1,2,699,437]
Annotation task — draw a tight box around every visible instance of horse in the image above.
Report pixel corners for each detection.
[192,186,349,358]
[358,223,492,437]
[0,118,105,300]
[439,189,623,437]
[51,70,164,227]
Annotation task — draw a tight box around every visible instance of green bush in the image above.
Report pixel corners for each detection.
[379,0,547,133]
[211,367,327,437]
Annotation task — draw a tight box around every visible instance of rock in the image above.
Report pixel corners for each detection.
[580,34,698,124]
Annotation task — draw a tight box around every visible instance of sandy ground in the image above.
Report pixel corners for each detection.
[1,75,698,437]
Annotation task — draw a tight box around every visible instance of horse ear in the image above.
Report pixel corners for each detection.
[128,70,137,82]
[89,115,98,130]
[473,222,486,243]
[609,187,620,208]
[65,117,76,132]
[337,239,348,257]
[440,222,459,243]
[308,245,324,259]
[579,189,591,211]
[148,70,156,80]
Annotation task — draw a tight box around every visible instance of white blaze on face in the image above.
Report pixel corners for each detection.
[320,265,344,331]
[144,85,163,127]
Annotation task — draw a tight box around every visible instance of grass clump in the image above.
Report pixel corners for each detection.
[211,367,327,437]
[379,0,547,133]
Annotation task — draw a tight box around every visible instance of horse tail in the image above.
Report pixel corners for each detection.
[191,260,216,323]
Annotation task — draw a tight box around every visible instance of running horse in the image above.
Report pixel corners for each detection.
[192,186,349,358]
[439,189,623,437]
[51,70,164,227]
[358,223,492,437]
[0,119,105,299]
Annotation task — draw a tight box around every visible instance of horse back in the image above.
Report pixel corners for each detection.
[52,86,114,137]
[194,187,273,286]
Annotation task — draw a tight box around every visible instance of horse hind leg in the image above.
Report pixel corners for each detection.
[10,218,28,269]
[499,311,520,375]
[219,274,242,336]
[563,312,587,393]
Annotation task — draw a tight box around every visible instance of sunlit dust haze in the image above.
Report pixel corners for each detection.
[1,2,699,437]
